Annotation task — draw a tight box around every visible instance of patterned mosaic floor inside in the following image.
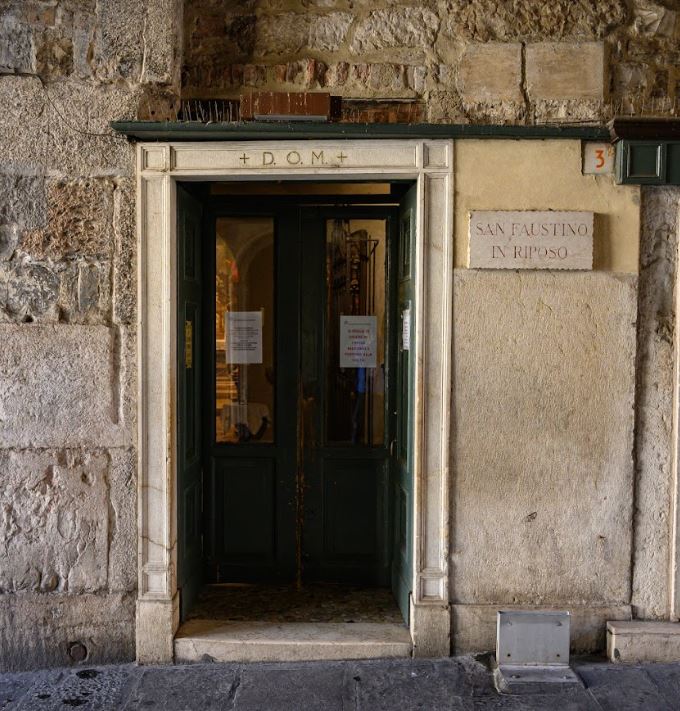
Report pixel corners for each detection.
[186,583,404,623]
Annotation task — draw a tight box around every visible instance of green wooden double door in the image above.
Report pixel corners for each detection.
[178,186,416,624]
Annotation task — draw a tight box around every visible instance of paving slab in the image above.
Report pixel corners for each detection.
[122,664,241,711]
[0,672,34,709]
[234,662,352,711]
[577,665,675,711]
[643,663,680,709]
[472,690,599,710]
[13,666,139,711]
[349,658,468,710]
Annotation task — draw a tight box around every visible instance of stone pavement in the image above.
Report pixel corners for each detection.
[1,656,680,710]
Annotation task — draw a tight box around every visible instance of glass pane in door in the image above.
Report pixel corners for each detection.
[325,218,387,446]
[215,217,275,444]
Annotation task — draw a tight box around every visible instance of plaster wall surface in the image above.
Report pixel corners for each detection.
[451,139,642,653]
[454,140,641,273]
[451,270,637,651]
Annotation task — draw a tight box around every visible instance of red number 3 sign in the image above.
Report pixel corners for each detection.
[583,143,614,174]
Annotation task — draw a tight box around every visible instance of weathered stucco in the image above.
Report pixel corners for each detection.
[451,270,637,650]
[452,274,636,607]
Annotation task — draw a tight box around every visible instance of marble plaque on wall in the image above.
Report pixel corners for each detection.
[469,211,593,270]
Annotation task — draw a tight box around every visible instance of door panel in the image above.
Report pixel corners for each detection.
[206,210,298,582]
[218,458,275,558]
[178,185,204,618]
[391,183,417,623]
[301,211,394,585]
[322,458,380,559]
[201,200,407,604]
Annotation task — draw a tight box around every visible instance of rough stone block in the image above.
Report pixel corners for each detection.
[1,259,61,320]
[634,1,678,38]
[0,449,109,594]
[0,16,34,74]
[526,42,606,100]
[0,225,19,260]
[77,262,101,311]
[0,325,134,448]
[0,592,135,671]
[142,0,181,83]
[0,77,48,168]
[43,80,136,177]
[0,257,111,324]
[0,173,45,230]
[613,63,649,110]
[351,8,439,53]
[92,0,145,81]
[452,271,636,606]
[254,12,353,57]
[457,43,522,102]
[632,186,680,619]
[532,98,607,124]
[21,178,115,259]
[442,0,626,41]
[607,621,680,663]
[35,28,74,78]
[107,448,137,593]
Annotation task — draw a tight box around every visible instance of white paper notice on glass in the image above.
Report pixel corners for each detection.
[401,308,410,351]
[340,315,377,368]
[225,311,263,364]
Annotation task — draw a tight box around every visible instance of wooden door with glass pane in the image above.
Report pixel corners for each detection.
[205,204,396,587]
[300,209,396,585]
[206,209,299,582]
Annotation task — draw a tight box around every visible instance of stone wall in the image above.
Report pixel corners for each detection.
[183,0,680,123]
[632,186,680,620]
[0,0,182,671]
[2,0,679,671]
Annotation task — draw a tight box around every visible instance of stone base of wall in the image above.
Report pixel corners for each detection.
[607,621,680,663]
[0,593,135,672]
[452,603,632,655]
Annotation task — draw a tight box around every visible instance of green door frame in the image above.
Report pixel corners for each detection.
[177,189,415,620]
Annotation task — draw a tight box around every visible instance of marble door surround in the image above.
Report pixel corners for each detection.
[135,140,454,662]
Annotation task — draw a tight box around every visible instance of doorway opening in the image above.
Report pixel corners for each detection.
[175,180,416,660]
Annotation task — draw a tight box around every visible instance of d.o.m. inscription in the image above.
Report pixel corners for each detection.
[469,211,593,270]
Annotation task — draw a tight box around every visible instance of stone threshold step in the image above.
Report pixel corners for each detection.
[174,620,413,663]
[607,620,680,663]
